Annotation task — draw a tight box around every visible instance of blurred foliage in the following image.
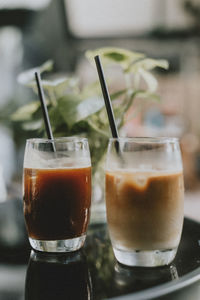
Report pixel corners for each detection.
[11,47,168,172]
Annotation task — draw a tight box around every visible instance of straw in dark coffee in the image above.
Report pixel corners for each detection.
[94,55,119,139]
[35,71,56,152]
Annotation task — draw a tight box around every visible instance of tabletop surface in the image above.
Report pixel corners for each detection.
[0,217,200,300]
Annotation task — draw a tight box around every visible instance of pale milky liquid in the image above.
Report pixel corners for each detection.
[106,170,184,251]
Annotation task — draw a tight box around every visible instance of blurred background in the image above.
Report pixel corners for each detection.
[0,0,200,267]
[0,0,200,298]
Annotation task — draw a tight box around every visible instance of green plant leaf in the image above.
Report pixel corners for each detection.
[127,58,168,91]
[41,76,78,89]
[81,81,101,99]
[71,120,91,134]
[130,58,169,72]
[77,97,104,120]
[58,94,104,124]
[17,60,53,86]
[57,95,81,128]
[86,47,145,69]
[104,52,128,62]
[11,101,40,121]
[41,76,80,105]
[22,119,43,131]
[58,95,105,129]
[139,69,158,92]
[87,119,109,137]
[49,105,66,132]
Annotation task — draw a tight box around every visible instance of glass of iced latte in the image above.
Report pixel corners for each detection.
[23,137,91,252]
[105,137,184,267]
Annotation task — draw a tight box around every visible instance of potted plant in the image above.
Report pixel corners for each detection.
[12,47,168,222]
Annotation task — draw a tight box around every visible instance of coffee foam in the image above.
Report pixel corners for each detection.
[106,167,183,175]
[24,149,91,169]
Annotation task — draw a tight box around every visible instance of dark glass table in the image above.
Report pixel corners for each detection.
[0,217,200,300]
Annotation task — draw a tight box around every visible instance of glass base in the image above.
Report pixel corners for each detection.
[113,247,177,267]
[29,235,86,253]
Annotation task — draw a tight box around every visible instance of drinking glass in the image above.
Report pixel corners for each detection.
[23,137,91,252]
[105,137,184,267]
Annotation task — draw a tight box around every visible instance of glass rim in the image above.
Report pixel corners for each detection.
[26,137,88,144]
[109,137,179,143]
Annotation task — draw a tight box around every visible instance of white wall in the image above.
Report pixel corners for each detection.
[65,0,193,38]
[66,0,158,37]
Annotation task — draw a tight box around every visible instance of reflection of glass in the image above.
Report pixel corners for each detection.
[106,137,184,267]
[114,262,179,294]
[25,250,92,300]
[23,137,91,252]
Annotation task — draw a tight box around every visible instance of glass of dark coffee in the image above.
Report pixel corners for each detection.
[23,137,91,252]
[106,137,184,267]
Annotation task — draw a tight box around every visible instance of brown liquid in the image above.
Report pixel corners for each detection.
[24,167,91,240]
[106,171,184,250]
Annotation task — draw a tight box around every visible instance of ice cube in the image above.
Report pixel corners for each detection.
[134,174,147,187]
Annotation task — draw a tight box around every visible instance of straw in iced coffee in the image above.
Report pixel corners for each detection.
[95,55,122,157]
[94,55,119,139]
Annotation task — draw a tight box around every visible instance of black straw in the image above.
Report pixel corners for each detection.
[35,71,56,152]
[94,55,119,139]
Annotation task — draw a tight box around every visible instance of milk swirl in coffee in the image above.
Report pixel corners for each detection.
[106,170,184,251]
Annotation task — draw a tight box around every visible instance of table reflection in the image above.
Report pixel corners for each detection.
[25,250,92,300]
[113,262,179,295]
[22,220,200,300]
